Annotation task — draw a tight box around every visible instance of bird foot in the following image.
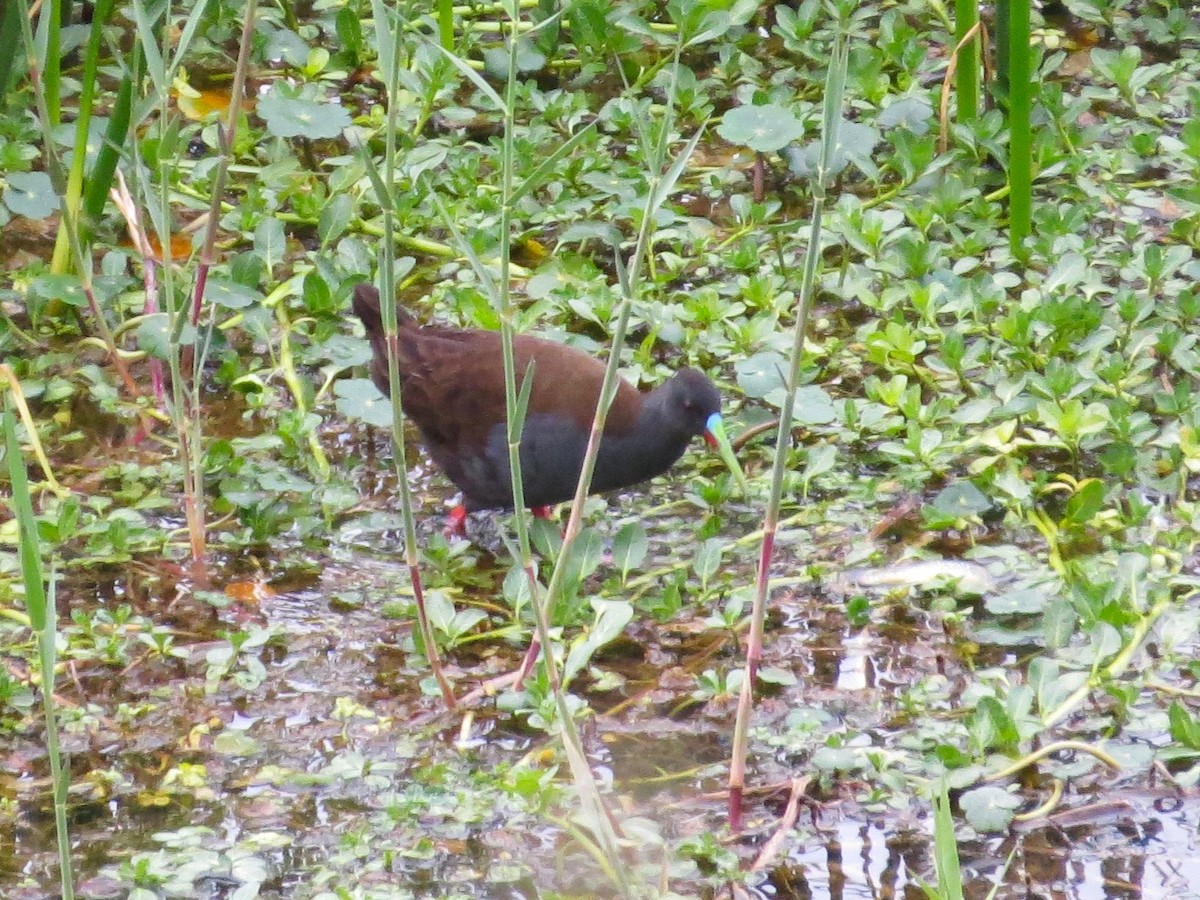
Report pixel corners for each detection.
[444,505,552,542]
[444,504,469,539]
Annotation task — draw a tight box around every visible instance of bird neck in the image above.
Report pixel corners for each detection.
[592,389,691,491]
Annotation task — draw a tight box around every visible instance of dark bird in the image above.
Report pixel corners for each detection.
[352,284,745,533]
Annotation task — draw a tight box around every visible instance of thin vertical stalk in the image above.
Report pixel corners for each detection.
[472,19,623,876]
[428,14,695,889]
[994,0,1010,102]
[436,0,454,49]
[1005,0,1032,259]
[931,780,965,900]
[5,406,74,900]
[727,34,848,832]
[367,0,455,708]
[431,12,684,892]
[86,49,138,223]
[188,0,256,330]
[477,16,635,874]
[50,0,117,271]
[0,0,21,107]
[558,41,693,548]
[37,0,61,125]
[494,15,542,681]
[169,0,251,563]
[526,40,699,897]
[274,299,332,479]
[0,365,69,497]
[954,0,979,124]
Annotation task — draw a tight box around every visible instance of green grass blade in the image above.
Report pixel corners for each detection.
[931,781,965,900]
[4,404,74,898]
[130,0,167,96]
[169,0,215,84]
[651,124,705,214]
[430,39,507,115]
[1006,0,1032,258]
[51,0,117,267]
[954,0,979,124]
[433,194,499,300]
[4,405,47,630]
[728,30,848,831]
[437,0,454,49]
[508,120,598,207]
[0,0,22,108]
[35,0,61,123]
[85,67,135,222]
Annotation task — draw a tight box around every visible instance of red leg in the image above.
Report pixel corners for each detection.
[444,504,468,538]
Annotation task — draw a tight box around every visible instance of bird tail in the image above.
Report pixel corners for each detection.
[351,283,416,333]
[352,283,416,396]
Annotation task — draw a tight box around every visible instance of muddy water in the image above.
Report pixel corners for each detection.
[1,406,1194,898]
[5,505,1197,900]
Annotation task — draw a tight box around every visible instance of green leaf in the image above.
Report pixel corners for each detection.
[985,587,1047,615]
[734,351,786,400]
[258,85,352,139]
[791,385,838,425]
[29,274,87,307]
[4,408,48,631]
[933,744,972,769]
[971,696,1019,754]
[425,590,455,633]
[786,120,880,178]
[1169,701,1200,751]
[318,194,354,246]
[611,522,648,580]
[206,279,263,310]
[1090,622,1122,663]
[136,313,196,357]
[931,481,992,518]
[335,5,363,59]
[564,599,634,684]
[334,378,392,427]
[213,730,261,756]
[734,354,835,422]
[3,171,56,218]
[450,608,489,640]
[877,96,933,135]
[1042,597,1077,649]
[959,785,1020,832]
[812,746,860,773]
[930,781,964,898]
[757,666,797,686]
[482,40,546,78]
[563,527,605,586]
[800,443,836,494]
[264,27,310,67]
[317,334,371,369]
[258,469,315,493]
[1063,479,1105,526]
[301,272,336,317]
[716,103,804,153]
[692,538,725,586]
[590,599,633,647]
[254,218,287,273]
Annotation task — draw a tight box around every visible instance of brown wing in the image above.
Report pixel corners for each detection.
[398,328,643,457]
[396,328,509,454]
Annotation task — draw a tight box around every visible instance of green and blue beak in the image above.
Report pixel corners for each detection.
[704,412,748,493]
